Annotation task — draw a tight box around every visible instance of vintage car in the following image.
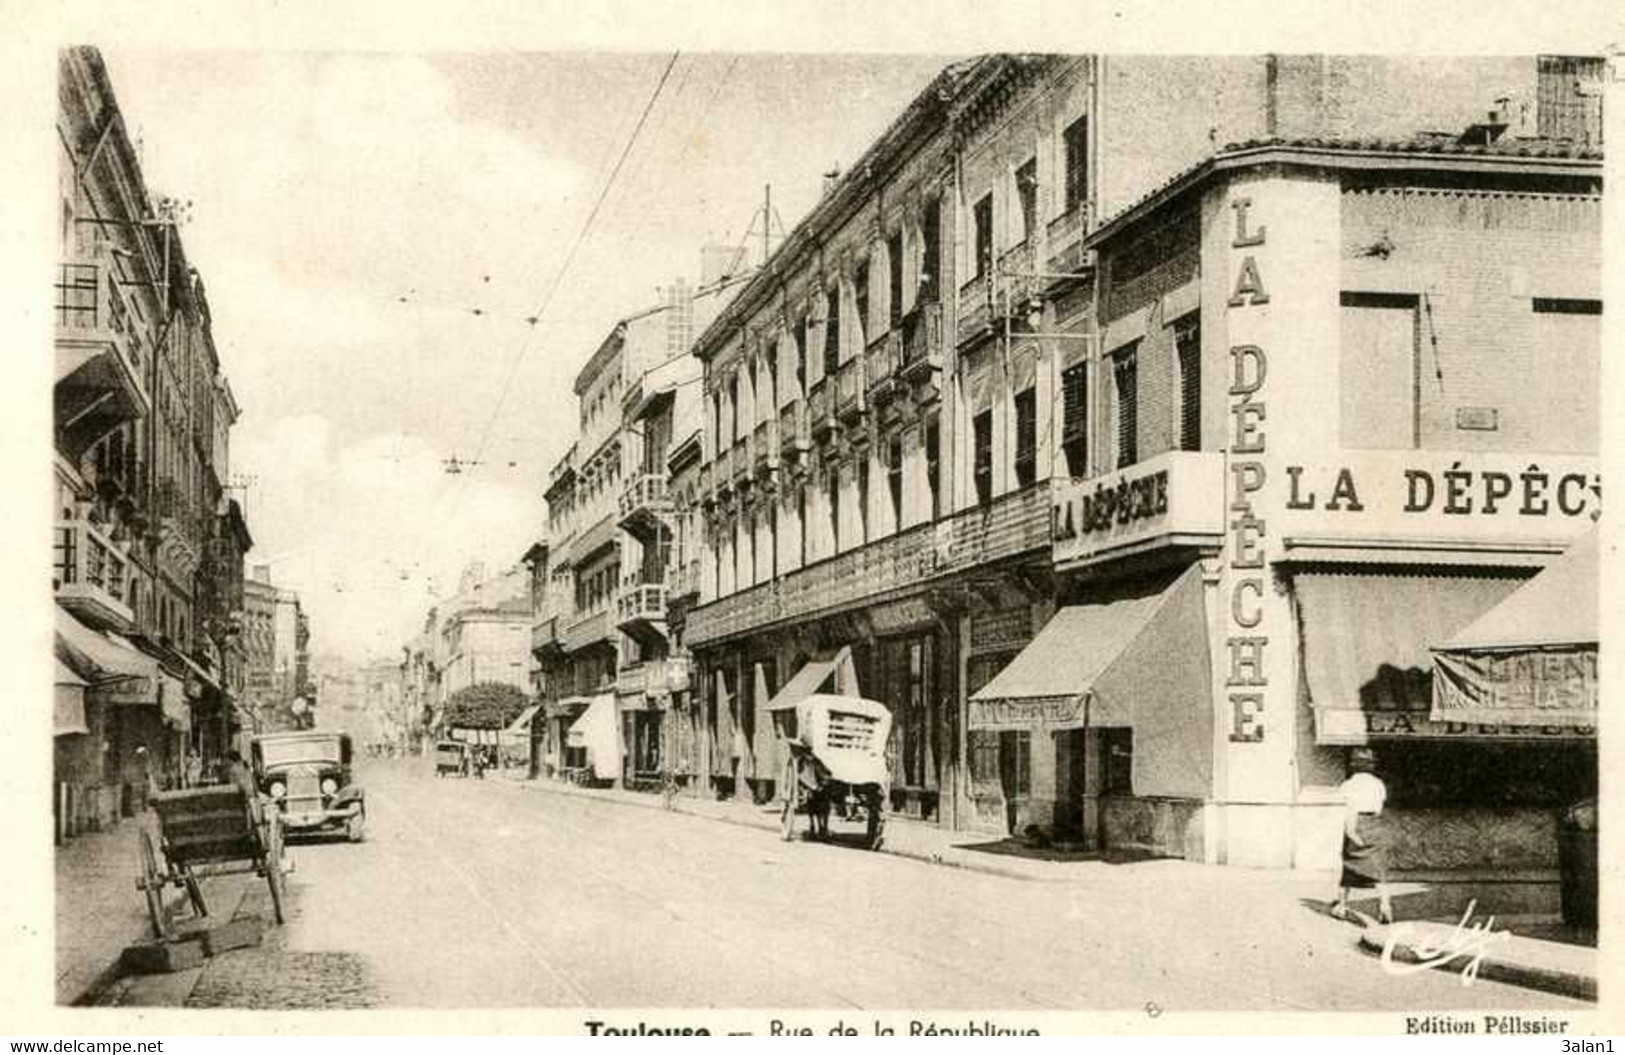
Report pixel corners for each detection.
[251,730,366,841]
[434,739,478,778]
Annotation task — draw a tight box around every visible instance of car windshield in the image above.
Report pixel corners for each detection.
[258,737,343,767]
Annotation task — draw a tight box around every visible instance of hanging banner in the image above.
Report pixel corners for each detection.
[1432,647,1597,728]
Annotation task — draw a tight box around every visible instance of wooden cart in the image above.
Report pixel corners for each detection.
[775,693,892,850]
[136,784,289,939]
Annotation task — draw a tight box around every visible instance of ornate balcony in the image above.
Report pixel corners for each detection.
[714,446,734,499]
[808,380,837,441]
[752,420,778,479]
[615,573,669,645]
[1046,204,1093,281]
[686,482,1052,647]
[731,436,754,491]
[901,301,944,399]
[617,472,671,542]
[997,240,1040,317]
[54,260,151,456]
[530,616,563,658]
[778,401,810,461]
[835,356,866,423]
[865,330,904,408]
[668,559,701,602]
[53,518,135,632]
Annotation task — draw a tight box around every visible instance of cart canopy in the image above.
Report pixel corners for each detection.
[793,693,891,787]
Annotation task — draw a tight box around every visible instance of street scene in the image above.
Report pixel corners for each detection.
[50,46,1603,1021]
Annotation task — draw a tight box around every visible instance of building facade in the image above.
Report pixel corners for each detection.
[53,46,252,838]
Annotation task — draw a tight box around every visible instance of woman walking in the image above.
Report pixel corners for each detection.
[1332,747,1393,924]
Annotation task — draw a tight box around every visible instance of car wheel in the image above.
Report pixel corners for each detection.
[347,814,366,843]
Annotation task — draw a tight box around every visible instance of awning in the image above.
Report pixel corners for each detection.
[55,659,89,736]
[969,564,1212,799]
[767,647,849,712]
[566,694,620,779]
[1431,529,1598,728]
[54,607,167,715]
[546,695,593,718]
[1294,568,1532,744]
[504,704,543,736]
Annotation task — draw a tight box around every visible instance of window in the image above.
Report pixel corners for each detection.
[973,194,993,280]
[1101,728,1133,795]
[921,201,941,304]
[925,415,941,519]
[728,375,740,444]
[1013,387,1037,486]
[827,472,841,553]
[1063,116,1089,214]
[1112,346,1138,469]
[797,486,809,565]
[887,436,903,525]
[887,232,904,328]
[857,458,870,543]
[823,286,840,377]
[768,509,778,578]
[743,513,755,585]
[973,410,993,504]
[854,260,870,345]
[1061,362,1088,476]
[1177,317,1202,452]
[1015,158,1038,245]
[794,317,808,395]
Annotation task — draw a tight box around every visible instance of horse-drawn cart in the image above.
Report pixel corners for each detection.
[136,785,289,939]
[776,693,892,850]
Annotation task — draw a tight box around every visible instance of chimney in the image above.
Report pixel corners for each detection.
[821,166,842,198]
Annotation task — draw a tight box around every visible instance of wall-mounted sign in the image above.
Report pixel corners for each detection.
[1052,450,1226,569]
[969,695,1084,731]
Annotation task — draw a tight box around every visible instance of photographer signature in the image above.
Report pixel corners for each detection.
[1379,900,1511,986]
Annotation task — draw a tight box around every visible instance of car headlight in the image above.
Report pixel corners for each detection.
[321,778,338,796]
[269,781,286,799]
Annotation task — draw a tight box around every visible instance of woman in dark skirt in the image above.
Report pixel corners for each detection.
[1332,747,1393,924]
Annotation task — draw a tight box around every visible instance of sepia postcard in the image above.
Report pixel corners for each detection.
[5,0,1623,1040]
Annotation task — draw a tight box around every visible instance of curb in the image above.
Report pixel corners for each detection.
[1358,926,1597,1002]
[508,776,1068,884]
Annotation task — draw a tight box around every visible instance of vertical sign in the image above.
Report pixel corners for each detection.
[1226,197,1269,743]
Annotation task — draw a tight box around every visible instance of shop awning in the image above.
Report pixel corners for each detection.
[1294,568,1529,744]
[767,648,848,712]
[54,659,89,736]
[1431,529,1599,728]
[566,694,620,779]
[504,704,543,736]
[546,695,593,718]
[969,564,1212,799]
[54,607,164,710]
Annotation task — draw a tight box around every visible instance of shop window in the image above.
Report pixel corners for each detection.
[1015,158,1038,245]
[1177,316,1201,452]
[973,193,993,281]
[1101,728,1133,795]
[1063,115,1089,215]
[1061,362,1088,476]
[1112,344,1139,469]
[973,410,993,504]
[1014,387,1037,487]
[1377,741,1597,809]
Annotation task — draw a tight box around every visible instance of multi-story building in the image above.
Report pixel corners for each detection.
[53,46,250,836]
[399,561,529,737]
[531,281,722,786]
[675,49,1603,917]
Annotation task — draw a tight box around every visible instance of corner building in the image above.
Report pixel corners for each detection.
[681,51,1603,906]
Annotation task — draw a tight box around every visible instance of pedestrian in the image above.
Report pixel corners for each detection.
[134,745,160,807]
[1331,747,1393,925]
[183,748,203,789]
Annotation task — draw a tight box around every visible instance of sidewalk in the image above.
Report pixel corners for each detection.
[1360,918,1597,1001]
[54,818,156,1005]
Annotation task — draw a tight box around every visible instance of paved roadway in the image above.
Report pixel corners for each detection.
[166,759,1587,1012]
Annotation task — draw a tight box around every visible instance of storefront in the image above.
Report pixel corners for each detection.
[968,564,1213,853]
[1292,537,1597,912]
[567,694,620,785]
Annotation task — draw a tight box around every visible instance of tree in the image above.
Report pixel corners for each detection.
[444,681,529,732]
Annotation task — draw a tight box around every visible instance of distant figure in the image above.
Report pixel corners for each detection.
[134,745,160,805]
[183,749,203,789]
[1332,747,1393,925]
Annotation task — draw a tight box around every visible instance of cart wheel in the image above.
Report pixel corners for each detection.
[264,814,287,925]
[183,870,208,919]
[138,829,169,939]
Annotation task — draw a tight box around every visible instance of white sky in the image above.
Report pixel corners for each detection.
[98,50,953,663]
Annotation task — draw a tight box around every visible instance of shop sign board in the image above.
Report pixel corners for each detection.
[1052,450,1226,569]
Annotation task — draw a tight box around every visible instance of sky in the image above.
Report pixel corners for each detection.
[98,49,954,664]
